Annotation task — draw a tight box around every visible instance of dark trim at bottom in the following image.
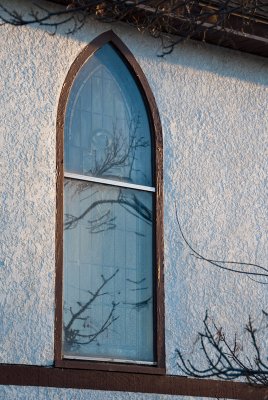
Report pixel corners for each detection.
[0,364,267,399]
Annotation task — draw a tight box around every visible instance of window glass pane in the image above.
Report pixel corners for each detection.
[64,44,152,187]
[63,178,154,362]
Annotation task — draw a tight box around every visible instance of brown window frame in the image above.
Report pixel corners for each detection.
[55,30,165,374]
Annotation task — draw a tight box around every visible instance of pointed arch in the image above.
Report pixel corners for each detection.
[55,31,164,374]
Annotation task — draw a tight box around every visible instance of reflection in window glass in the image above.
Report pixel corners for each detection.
[63,43,155,364]
[63,180,154,362]
[65,44,152,187]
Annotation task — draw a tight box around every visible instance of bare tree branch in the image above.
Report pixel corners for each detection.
[64,268,119,350]
[176,311,268,386]
[0,1,267,52]
[176,210,268,386]
[176,207,268,280]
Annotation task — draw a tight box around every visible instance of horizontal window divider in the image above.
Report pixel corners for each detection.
[64,172,155,192]
[64,356,156,365]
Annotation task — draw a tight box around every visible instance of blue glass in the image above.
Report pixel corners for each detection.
[65,44,152,187]
[63,179,154,362]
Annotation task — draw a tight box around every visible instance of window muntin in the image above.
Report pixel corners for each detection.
[62,43,156,363]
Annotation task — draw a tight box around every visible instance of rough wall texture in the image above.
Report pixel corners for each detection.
[0,386,223,400]
[0,0,268,397]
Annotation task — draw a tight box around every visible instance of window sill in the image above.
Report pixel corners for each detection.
[55,358,165,375]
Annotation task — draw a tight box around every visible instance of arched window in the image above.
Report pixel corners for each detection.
[55,31,164,373]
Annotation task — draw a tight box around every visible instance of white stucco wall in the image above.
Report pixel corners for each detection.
[0,0,268,397]
[0,386,229,400]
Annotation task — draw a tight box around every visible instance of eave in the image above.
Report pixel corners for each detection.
[47,0,268,58]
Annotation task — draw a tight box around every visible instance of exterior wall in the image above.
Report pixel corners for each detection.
[0,386,221,400]
[0,0,268,397]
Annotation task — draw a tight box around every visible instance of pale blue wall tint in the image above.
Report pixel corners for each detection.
[63,180,154,362]
[65,44,152,187]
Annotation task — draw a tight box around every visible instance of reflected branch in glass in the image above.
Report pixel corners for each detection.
[63,180,154,361]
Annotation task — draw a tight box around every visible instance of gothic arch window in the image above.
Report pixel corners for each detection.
[55,31,164,373]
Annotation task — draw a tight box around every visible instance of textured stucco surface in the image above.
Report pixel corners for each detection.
[0,386,228,400]
[1,0,268,392]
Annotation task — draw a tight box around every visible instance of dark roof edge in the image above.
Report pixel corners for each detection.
[47,0,268,58]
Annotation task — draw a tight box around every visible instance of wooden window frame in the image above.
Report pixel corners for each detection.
[55,30,165,374]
